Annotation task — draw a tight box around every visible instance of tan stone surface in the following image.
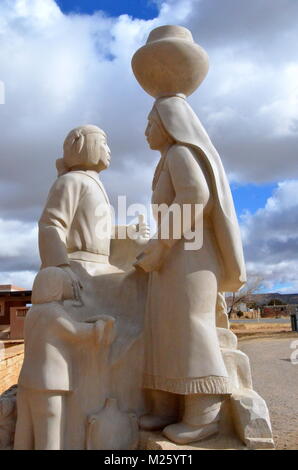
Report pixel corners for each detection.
[131,24,272,448]
[15,125,149,450]
[222,348,253,391]
[140,388,274,450]
[231,389,275,449]
[140,430,247,450]
[217,327,238,350]
[14,268,116,450]
[132,25,209,98]
[13,24,275,451]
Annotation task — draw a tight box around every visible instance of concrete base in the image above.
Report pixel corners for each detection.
[139,430,247,450]
[139,393,275,451]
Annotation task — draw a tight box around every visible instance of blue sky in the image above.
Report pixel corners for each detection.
[231,183,277,218]
[57,1,280,222]
[0,0,297,293]
[56,0,158,19]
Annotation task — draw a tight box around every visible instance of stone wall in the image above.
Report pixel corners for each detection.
[0,341,24,395]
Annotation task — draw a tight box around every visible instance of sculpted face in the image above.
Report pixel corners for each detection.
[145,117,168,151]
[96,133,111,171]
[63,126,111,173]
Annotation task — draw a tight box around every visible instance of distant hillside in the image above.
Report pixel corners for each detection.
[236,292,298,306]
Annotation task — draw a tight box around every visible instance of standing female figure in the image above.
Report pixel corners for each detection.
[136,95,246,444]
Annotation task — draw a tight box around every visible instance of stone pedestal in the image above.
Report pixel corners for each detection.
[140,430,247,450]
[140,387,275,450]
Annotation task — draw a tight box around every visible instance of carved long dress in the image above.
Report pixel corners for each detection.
[143,96,246,395]
[143,143,231,394]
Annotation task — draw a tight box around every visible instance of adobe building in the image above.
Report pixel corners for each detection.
[0,285,31,395]
[0,285,31,340]
[262,304,297,318]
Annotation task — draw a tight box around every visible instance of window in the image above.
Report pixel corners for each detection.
[16,308,29,318]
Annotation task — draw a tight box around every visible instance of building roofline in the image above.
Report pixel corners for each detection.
[0,291,32,298]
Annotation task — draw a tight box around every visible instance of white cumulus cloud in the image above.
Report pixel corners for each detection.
[241,181,298,293]
[0,0,297,290]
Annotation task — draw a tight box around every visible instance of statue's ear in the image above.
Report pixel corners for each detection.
[75,134,85,154]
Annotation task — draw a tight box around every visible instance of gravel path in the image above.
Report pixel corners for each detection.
[239,337,298,450]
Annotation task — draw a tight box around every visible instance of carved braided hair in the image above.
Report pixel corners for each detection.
[63,125,107,171]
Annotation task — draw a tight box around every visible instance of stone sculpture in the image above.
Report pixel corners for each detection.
[0,386,17,450]
[132,25,274,448]
[86,398,139,450]
[14,267,115,450]
[11,24,274,451]
[13,124,150,449]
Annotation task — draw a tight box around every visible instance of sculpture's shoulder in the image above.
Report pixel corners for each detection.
[166,143,197,164]
[54,171,89,189]
[166,143,212,202]
[168,143,191,155]
[25,303,62,330]
[47,172,92,202]
[166,144,203,172]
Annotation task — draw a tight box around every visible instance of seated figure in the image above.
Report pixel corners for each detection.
[14,267,114,450]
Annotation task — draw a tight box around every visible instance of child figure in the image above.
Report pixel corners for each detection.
[14,267,114,450]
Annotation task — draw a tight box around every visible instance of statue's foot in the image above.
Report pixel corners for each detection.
[162,421,219,445]
[139,414,177,431]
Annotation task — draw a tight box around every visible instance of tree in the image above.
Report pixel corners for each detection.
[247,302,258,309]
[226,276,264,319]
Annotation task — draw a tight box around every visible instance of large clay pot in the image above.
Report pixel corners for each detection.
[131,25,209,98]
[86,398,139,450]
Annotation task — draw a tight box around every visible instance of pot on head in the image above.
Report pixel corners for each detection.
[131,25,209,99]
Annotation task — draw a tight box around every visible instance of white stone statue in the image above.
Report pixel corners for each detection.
[12,25,274,451]
[14,267,115,450]
[21,124,150,450]
[38,125,149,349]
[132,25,274,448]
[135,96,242,444]
[86,397,139,450]
[39,125,149,296]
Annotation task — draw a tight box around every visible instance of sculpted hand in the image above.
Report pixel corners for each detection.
[127,214,150,243]
[134,239,169,272]
[94,315,116,348]
[60,265,83,303]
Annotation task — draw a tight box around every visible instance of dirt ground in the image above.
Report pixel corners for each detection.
[239,335,298,450]
[231,321,294,340]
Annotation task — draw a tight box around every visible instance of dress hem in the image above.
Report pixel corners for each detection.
[143,374,231,395]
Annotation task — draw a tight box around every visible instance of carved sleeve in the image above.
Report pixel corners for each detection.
[55,311,95,343]
[38,174,85,267]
